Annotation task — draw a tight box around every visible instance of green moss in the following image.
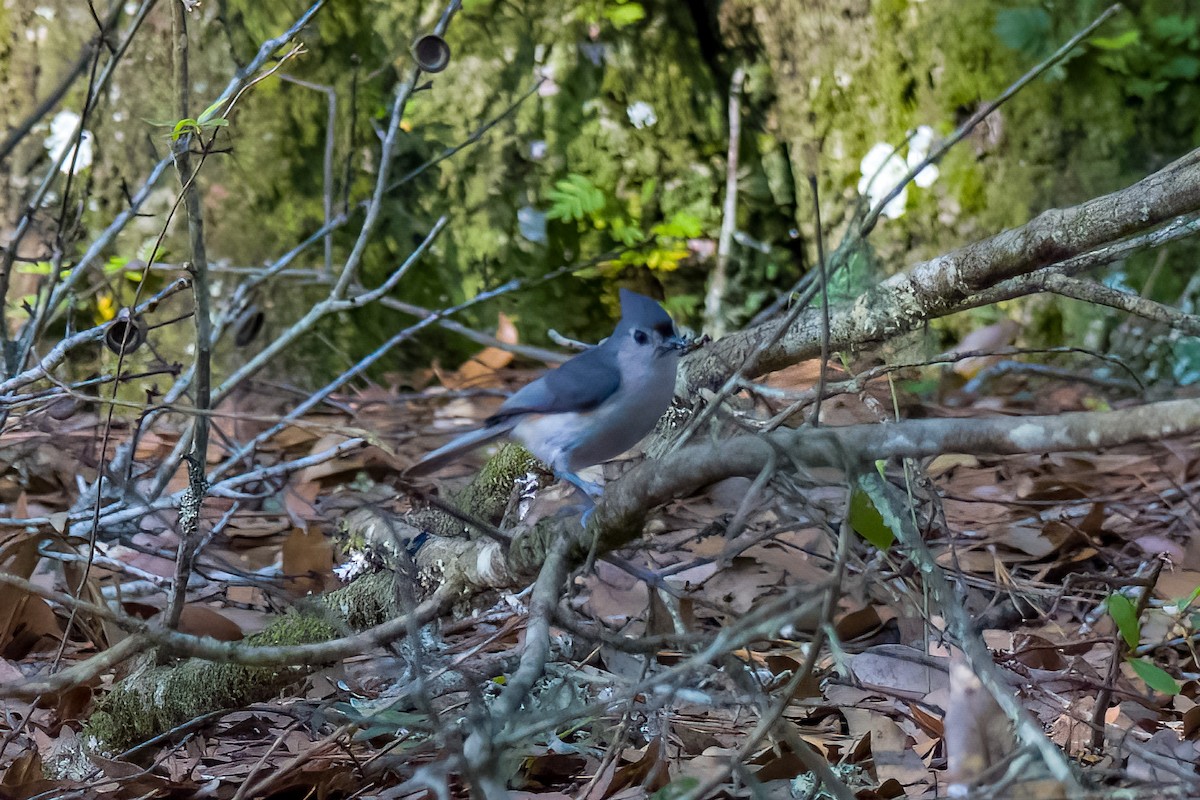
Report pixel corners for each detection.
[83,654,296,754]
[451,443,541,525]
[83,606,356,753]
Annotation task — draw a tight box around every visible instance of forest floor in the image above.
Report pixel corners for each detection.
[1,345,1198,799]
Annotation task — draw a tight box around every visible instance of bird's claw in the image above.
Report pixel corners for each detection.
[555,470,604,499]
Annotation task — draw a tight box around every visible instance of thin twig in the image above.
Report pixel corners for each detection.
[860,474,1083,795]
[703,65,746,339]
[163,0,213,633]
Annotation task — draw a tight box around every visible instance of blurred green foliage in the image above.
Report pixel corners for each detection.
[194,0,796,378]
[22,0,1199,384]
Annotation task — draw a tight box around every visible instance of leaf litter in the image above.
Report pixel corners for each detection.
[0,347,1198,798]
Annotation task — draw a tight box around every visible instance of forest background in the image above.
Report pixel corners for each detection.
[3,0,1200,797]
[7,0,1197,374]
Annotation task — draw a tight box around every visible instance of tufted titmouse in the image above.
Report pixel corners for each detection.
[406,289,687,505]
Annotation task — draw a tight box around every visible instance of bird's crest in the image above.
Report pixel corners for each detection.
[619,289,674,335]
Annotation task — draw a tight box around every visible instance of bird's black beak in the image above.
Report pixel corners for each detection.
[658,334,689,355]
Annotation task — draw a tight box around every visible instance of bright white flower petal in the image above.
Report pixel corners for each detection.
[859,142,909,219]
[907,125,939,188]
[626,101,657,129]
[43,110,94,175]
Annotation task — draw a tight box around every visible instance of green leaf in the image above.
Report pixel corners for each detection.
[103,256,131,274]
[1128,78,1170,100]
[639,178,657,206]
[994,7,1052,56]
[1151,14,1198,46]
[1128,658,1181,695]
[1160,56,1200,81]
[651,211,703,240]
[604,1,645,28]
[610,218,643,247]
[1089,29,1140,51]
[171,118,199,141]
[18,261,56,276]
[546,174,606,222]
[1106,593,1140,650]
[136,242,169,263]
[651,777,699,800]
[196,100,225,124]
[848,487,894,550]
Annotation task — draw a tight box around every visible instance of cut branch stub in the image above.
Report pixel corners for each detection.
[104,312,148,355]
[412,34,450,73]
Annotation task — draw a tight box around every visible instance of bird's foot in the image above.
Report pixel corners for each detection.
[555,470,604,500]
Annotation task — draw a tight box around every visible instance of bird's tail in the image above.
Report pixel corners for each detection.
[404,422,514,477]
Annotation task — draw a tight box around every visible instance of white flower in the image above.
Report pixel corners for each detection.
[858,142,909,220]
[43,111,94,175]
[626,100,657,129]
[858,125,941,220]
[907,124,940,188]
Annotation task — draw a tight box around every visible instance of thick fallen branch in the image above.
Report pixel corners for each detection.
[681,151,1200,393]
[71,446,536,752]
[571,395,1200,558]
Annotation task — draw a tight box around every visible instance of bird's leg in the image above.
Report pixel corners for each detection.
[554,470,602,526]
[555,470,604,499]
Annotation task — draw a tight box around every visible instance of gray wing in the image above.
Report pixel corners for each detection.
[405,423,513,476]
[487,345,620,423]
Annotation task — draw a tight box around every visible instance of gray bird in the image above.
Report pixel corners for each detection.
[406,289,687,506]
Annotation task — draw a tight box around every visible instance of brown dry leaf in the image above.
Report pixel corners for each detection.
[748,741,807,782]
[298,433,364,483]
[0,748,56,797]
[835,606,885,641]
[1126,729,1200,783]
[763,358,824,391]
[271,424,324,450]
[764,654,822,699]
[50,685,93,731]
[1156,568,1200,601]
[0,591,60,660]
[908,698,944,739]
[1183,705,1200,739]
[850,646,949,699]
[175,605,244,642]
[947,319,1020,377]
[865,712,930,790]
[284,478,322,527]
[595,737,668,798]
[647,590,694,637]
[578,560,649,628]
[439,313,519,389]
[934,547,1014,573]
[1048,696,1096,756]
[926,454,981,476]
[282,526,334,596]
[0,533,44,654]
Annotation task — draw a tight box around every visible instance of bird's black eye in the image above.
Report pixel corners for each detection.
[633,330,649,345]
